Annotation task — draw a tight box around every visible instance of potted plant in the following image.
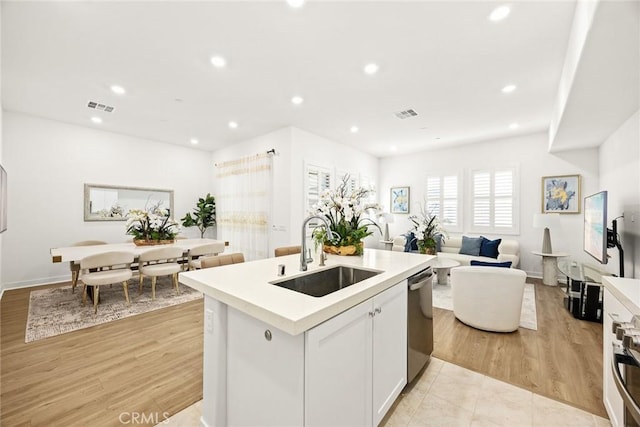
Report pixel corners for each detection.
[311,175,381,256]
[409,205,447,255]
[181,193,216,238]
[125,204,179,245]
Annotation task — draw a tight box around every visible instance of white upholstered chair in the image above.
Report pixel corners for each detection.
[451,266,527,333]
[138,246,183,299]
[70,240,108,293]
[80,251,134,314]
[187,243,224,270]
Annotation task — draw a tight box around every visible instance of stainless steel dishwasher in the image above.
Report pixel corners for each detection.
[407,267,434,383]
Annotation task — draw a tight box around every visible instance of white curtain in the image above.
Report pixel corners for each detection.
[216,153,272,261]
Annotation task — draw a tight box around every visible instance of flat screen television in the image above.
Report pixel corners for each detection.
[584,190,607,264]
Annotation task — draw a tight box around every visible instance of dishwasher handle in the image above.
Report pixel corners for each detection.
[408,268,433,291]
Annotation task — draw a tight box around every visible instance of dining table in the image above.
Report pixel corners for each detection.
[50,238,227,264]
[50,238,228,300]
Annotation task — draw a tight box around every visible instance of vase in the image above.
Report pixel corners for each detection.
[133,239,176,246]
[419,247,436,255]
[323,242,364,256]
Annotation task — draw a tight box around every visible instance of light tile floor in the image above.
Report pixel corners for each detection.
[160,357,610,427]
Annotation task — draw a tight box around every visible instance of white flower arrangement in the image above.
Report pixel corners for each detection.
[310,175,381,255]
[125,204,179,241]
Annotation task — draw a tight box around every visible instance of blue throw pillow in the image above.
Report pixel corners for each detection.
[403,232,418,252]
[459,236,483,256]
[479,237,501,259]
[470,260,512,268]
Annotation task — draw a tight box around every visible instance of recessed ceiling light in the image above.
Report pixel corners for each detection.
[489,5,511,22]
[228,121,238,129]
[110,85,126,95]
[287,0,305,8]
[190,138,199,145]
[364,63,379,75]
[210,55,227,68]
[90,117,102,124]
[390,145,398,152]
[509,123,519,129]
[291,95,304,105]
[350,126,359,133]
[502,84,517,93]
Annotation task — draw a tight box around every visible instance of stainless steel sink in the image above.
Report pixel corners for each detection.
[270,266,381,297]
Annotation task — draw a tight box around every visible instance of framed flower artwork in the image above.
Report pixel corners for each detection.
[541,174,581,214]
[391,186,410,214]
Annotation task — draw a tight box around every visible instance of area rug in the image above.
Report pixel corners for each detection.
[432,282,538,330]
[25,278,202,343]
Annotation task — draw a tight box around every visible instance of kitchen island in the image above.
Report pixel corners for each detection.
[180,249,433,427]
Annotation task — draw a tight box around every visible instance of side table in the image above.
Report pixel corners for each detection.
[431,258,461,285]
[531,251,569,286]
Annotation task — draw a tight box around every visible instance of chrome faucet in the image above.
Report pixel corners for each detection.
[300,215,334,271]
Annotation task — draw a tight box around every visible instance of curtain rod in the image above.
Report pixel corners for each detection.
[215,148,276,168]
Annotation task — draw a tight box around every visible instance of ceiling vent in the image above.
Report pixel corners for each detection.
[394,109,418,119]
[87,101,115,113]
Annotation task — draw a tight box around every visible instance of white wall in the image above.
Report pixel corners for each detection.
[211,126,380,257]
[379,132,600,277]
[289,127,380,249]
[2,111,214,288]
[599,110,640,278]
[0,2,4,298]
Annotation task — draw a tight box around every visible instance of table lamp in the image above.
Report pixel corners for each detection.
[533,213,560,253]
[379,213,394,241]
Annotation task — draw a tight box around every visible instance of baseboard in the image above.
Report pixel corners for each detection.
[2,275,71,291]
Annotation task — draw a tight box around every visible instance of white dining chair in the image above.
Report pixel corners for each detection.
[138,246,184,299]
[186,243,224,270]
[70,240,107,293]
[80,251,134,314]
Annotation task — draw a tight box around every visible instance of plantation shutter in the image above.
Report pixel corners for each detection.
[305,165,333,231]
[471,168,516,232]
[426,174,460,231]
[494,170,513,228]
[472,171,491,227]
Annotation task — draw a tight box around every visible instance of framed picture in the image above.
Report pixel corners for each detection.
[390,186,410,214]
[542,174,581,214]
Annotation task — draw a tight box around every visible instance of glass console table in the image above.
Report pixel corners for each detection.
[558,259,611,323]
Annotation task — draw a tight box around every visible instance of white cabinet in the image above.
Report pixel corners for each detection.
[603,287,632,427]
[220,280,408,426]
[372,280,408,425]
[305,280,408,426]
[227,307,305,426]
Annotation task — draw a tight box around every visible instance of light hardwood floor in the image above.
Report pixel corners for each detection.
[1,278,605,426]
[433,278,606,418]
[1,282,204,427]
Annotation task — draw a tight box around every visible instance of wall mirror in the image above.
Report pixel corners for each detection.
[84,184,174,221]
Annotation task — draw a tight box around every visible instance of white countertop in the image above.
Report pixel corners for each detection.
[179,249,434,335]
[603,276,640,315]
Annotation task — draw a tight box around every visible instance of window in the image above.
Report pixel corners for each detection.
[426,174,461,232]
[471,168,518,233]
[304,164,333,234]
[305,164,332,214]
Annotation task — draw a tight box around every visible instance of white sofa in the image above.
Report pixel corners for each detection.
[451,266,527,332]
[392,235,520,268]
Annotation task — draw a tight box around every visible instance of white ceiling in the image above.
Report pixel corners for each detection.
[2,1,579,157]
